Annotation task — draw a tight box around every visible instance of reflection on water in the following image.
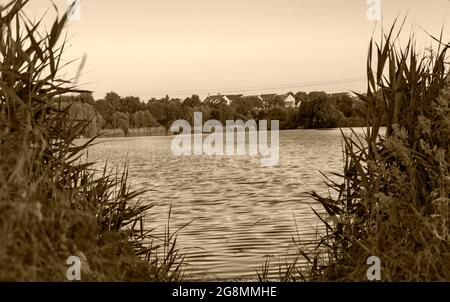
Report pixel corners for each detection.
[83,128,359,280]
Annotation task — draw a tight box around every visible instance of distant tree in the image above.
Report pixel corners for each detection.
[307,91,328,99]
[131,110,159,128]
[55,92,95,105]
[267,96,286,108]
[294,91,308,107]
[68,102,105,137]
[200,105,213,122]
[209,106,229,123]
[183,94,202,108]
[164,99,184,128]
[104,91,121,111]
[181,106,195,125]
[332,93,355,118]
[111,112,130,136]
[77,92,95,105]
[247,96,264,110]
[266,106,286,121]
[284,108,299,129]
[298,94,343,128]
[146,99,167,124]
[231,96,263,115]
[120,96,142,114]
[94,99,115,128]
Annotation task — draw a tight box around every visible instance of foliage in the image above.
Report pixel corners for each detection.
[299,22,450,281]
[0,0,184,281]
[132,110,159,128]
[111,112,130,136]
[70,89,366,134]
[298,93,344,128]
[67,102,105,137]
[183,94,202,108]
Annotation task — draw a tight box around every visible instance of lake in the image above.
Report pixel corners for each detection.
[83,128,357,280]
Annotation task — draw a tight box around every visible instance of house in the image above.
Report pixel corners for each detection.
[203,94,231,106]
[203,93,298,108]
[260,93,297,108]
[203,94,243,106]
[245,95,263,102]
[224,94,244,104]
[277,94,297,108]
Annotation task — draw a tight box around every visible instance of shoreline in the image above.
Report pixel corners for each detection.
[94,126,371,139]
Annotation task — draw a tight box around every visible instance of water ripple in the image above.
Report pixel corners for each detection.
[82,128,359,280]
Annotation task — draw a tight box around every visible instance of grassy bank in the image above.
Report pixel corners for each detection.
[99,127,168,138]
[2,0,448,282]
[0,0,184,281]
[258,21,450,281]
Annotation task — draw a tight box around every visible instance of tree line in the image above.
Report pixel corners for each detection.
[55,90,367,137]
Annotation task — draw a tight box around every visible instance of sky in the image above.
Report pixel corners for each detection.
[20,0,450,100]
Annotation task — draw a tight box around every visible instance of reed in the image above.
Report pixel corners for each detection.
[0,0,184,281]
[299,20,450,281]
[256,20,450,282]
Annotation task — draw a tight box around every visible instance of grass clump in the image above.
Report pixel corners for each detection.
[256,21,450,282]
[0,0,184,281]
[299,21,450,281]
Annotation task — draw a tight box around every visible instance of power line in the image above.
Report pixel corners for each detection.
[211,77,366,94]
[131,77,366,97]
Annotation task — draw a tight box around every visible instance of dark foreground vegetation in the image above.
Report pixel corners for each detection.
[0,1,184,281]
[1,0,448,282]
[258,22,450,281]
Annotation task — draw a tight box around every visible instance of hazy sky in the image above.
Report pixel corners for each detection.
[22,0,450,100]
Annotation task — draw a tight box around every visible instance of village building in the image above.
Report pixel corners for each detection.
[203,93,299,108]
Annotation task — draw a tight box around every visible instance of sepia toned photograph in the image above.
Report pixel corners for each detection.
[0,0,449,288]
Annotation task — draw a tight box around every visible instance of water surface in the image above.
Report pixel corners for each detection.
[84,128,354,280]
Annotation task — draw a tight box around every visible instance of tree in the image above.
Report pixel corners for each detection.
[146,99,167,125]
[231,96,263,115]
[94,99,115,128]
[284,108,299,129]
[131,110,159,128]
[294,91,308,107]
[120,96,142,114]
[111,112,130,136]
[267,95,286,108]
[77,92,95,105]
[266,106,287,124]
[68,102,105,137]
[332,93,355,118]
[298,94,343,128]
[54,92,95,106]
[104,91,121,111]
[209,107,228,123]
[183,94,202,108]
[164,99,184,128]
